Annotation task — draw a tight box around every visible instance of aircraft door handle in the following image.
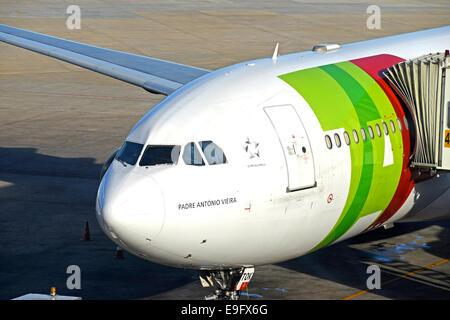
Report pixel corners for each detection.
[286,144,296,155]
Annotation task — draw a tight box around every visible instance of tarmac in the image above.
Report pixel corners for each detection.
[0,0,449,300]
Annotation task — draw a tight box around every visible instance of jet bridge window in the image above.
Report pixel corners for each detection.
[183,142,205,166]
[199,141,227,165]
[139,145,181,166]
[116,141,144,166]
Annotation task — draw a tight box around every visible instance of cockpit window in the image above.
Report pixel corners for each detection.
[199,140,227,165]
[183,142,205,166]
[116,141,144,166]
[139,145,181,166]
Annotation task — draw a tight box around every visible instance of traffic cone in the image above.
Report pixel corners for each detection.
[115,246,124,259]
[81,221,91,241]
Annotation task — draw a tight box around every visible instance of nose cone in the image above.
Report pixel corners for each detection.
[96,169,165,251]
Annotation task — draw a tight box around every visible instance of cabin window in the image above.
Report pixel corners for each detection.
[139,145,181,166]
[390,120,396,133]
[397,118,403,132]
[343,131,351,145]
[325,135,332,149]
[383,122,389,135]
[199,141,227,165]
[403,116,409,130]
[182,142,205,166]
[116,141,144,166]
[368,125,374,139]
[375,123,382,137]
[352,129,359,143]
[360,128,367,142]
[334,133,341,147]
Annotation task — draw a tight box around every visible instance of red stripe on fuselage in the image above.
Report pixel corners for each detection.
[350,54,415,230]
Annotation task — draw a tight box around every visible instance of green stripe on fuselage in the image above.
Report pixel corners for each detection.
[315,63,377,248]
[278,67,360,131]
[337,62,403,223]
[279,61,403,251]
[279,67,364,236]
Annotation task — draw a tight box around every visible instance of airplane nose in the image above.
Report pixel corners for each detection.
[96,171,165,250]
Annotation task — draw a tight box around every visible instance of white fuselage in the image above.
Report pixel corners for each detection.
[96,26,450,270]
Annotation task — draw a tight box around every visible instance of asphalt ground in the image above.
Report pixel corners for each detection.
[0,0,449,300]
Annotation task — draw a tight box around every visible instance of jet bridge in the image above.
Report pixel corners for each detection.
[384,51,450,172]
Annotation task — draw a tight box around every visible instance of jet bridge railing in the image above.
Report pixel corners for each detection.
[384,52,450,171]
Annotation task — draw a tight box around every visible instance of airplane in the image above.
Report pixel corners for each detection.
[1,23,450,300]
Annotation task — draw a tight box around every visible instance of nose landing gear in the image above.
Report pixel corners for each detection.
[199,267,255,300]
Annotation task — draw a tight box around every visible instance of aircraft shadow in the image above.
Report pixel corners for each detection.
[277,220,450,299]
[1,147,448,299]
[0,147,196,300]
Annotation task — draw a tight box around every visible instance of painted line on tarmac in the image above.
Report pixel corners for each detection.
[341,258,449,300]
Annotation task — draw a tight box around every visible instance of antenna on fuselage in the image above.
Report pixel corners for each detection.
[272,42,279,63]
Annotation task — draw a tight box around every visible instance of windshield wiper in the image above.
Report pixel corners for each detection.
[116,158,128,167]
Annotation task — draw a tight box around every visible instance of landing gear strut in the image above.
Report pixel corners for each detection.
[199,267,255,300]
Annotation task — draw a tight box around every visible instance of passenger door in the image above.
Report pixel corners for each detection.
[264,105,316,191]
